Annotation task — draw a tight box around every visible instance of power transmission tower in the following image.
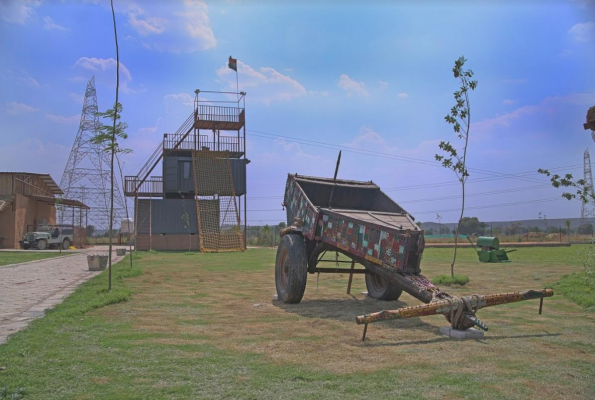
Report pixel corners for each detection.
[59,76,126,231]
[581,149,595,222]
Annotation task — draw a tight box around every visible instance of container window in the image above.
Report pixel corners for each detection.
[183,161,190,179]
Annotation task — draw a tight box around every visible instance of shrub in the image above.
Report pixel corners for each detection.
[432,274,469,286]
[555,273,595,311]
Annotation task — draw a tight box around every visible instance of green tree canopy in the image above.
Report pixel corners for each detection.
[458,217,486,235]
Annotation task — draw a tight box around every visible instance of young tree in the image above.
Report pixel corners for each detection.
[539,105,595,203]
[91,0,127,291]
[91,0,127,290]
[91,102,130,290]
[435,56,478,277]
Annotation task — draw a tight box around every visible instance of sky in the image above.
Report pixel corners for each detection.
[1,0,595,226]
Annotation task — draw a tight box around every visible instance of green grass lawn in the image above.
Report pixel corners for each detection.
[0,246,593,399]
[0,252,70,267]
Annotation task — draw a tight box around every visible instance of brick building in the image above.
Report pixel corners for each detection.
[0,172,89,249]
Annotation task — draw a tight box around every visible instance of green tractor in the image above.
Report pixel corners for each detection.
[467,236,516,263]
[20,225,74,250]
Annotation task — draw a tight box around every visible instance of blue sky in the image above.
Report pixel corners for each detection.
[1,0,594,225]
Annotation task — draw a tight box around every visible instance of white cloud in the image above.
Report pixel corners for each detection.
[120,0,215,52]
[558,49,573,57]
[379,81,388,89]
[73,57,134,93]
[217,61,307,105]
[397,92,409,99]
[502,99,517,105]
[5,102,38,115]
[0,138,70,181]
[569,21,595,42]
[74,57,132,81]
[164,93,194,106]
[71,1,215,53]
[344,126,398,154]
[182,0,217,49]
[16,70,39,87]
[68,92,84,104]
[399,139,441,159]
[127,8,165,36]
[273,138,322,160]
[473,92,595,136]
[136,118,163,136]
[46,114,80,124]
[337,74,369,97]
[0,0,40,24]
[43,16,68,31]
[163,92,194,114]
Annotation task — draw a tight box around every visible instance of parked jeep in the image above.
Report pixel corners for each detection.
[20,225,73,250]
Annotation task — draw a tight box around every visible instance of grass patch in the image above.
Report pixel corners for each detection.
[432,274,470,286]
[45,253,142,319]
[0,247,593,399]
[0,386,25,400]
[0,251,68,267]
[555,272,595,311]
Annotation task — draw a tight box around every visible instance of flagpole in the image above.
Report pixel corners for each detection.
[236,69,239,102]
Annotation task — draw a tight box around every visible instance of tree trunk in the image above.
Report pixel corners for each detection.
[451,180,465,277]
[108,0,120,291]
[451,83,471,277]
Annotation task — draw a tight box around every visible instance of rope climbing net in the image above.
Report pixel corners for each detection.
[191,150,243,252]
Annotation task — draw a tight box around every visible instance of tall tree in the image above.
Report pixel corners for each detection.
[89,0,128,291]
[435,56,478,277]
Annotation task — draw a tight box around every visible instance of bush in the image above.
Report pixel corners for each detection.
[578,223,593,235]
[555,273,595,311]
[432,274,469,286]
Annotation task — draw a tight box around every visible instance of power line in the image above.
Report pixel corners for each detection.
[383,164,581,191]
[245,164,581,201]
[245,196,567,215]
[247,129,554,185]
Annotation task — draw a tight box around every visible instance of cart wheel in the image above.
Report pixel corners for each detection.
[36,239,48,250]
[275,234,308,304]
[62,239,71,250]
[365,273,403,301]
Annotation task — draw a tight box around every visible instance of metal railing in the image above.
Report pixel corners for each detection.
[135,112,195,189]
[124,176,163,196]
[164,134,209,150]
[131,101,246,194]
[197,105,242,123]
[163,134,243,153]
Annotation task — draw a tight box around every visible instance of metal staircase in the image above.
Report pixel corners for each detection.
[133,111,195,193]
[125,90,246,198]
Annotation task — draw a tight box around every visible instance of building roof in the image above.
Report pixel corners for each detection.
[0,172,63,195]
[30,194,90,210]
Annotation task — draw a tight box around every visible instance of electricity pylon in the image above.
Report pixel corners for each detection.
[59,76,126,231]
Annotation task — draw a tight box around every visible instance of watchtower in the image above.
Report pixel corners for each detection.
[125,90,247,251]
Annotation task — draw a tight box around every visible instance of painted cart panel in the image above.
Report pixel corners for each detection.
[284,176,318,237]
[283,174,424,273]
[316,210,423,272]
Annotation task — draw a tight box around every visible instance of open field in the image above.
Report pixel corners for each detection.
[0,252,69,267]
[0,246,593,399]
